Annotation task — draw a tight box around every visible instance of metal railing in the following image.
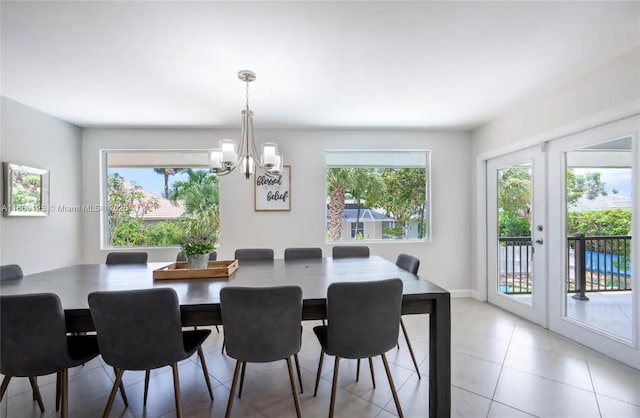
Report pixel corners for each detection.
[498,235,632,297]
[568,234,632,300]
[498,237,532,295]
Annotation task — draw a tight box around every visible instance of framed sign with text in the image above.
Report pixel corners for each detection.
[254,165,291,211]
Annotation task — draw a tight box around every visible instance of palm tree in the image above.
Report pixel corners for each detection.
[170,169,219,239]
[153,168,184,198]
[348,169,382,238]
[326,168,350,240]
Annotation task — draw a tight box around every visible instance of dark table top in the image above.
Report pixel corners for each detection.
[0,256,449,308]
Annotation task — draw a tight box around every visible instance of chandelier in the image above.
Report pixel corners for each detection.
[208,70,283,179]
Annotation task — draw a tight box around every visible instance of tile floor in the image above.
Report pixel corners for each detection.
[2,298,640,418]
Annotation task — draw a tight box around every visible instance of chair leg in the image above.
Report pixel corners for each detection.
[171,363,183,418]
[197,347,214,400]
[113,366,129,406]
[329,356,340,418]
[28,376,45,412]
[31,376,37,400]
[313,350,325,396]
[56,371,61,411]
[221,339,226,354]
[294,353,304,393]
[400,318,421,379]
[215,325,220,333]
[0,375,11,401]
[368,357,376,388]
[102,368,124,418]
[286,357,302,418]
[381,353,404,418]
[238,362,247,398]
[356,358,360,381]
[143,370,150,406]
[60,369,69,418]
[225,360,242,418]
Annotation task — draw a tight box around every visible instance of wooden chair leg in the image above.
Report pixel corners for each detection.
[238,362,247,398]
[102,368,124,418]
[356,358,360,381]
[294,353,304,393]
[221,339,226,354]
[171,363,183,418]
[329,356,340,418]
[286,357,302,418]
[56,371,61,411]
[197,347,214,400]
[28,376,45,412]
[400,318,421,379]
[143,370,151,406]
[313,350,325,396]
[225,360,242,418]
[368,357,376,388]
[113,366,129,406]
[60,369,69,418]
[215,325,220,333]
[381,353,404,418]
[0,375,11,401]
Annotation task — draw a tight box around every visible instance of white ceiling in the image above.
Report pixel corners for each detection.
[1,1,639,129]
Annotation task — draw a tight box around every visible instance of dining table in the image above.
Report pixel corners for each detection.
[0,255,451,418]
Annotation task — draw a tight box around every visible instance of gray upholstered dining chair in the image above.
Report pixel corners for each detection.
[284,247,323,260]
[0,264,23,280]
[105,251,148,265]
[1,293,102,418]
[220,286,303,418]
[331,245,370,258]
[176,251,217,261]
[395,253,421,377]
[312,279,405,418]
[88,288,213,418]
[234,248,274,261]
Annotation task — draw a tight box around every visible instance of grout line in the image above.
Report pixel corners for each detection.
[486,317,517,418]
[586,361,603,418]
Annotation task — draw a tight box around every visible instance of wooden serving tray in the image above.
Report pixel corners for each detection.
[153,259,239,280]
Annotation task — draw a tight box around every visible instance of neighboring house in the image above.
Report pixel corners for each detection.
[122,181,185,224]
[326,203,398,240]
[569,194,632,211]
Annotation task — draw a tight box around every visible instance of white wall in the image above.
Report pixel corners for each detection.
[0,97,83,274]
[82,128,473,292]
[470,47,640,298]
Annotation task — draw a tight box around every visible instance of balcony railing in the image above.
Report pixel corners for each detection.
[498,235,632,297]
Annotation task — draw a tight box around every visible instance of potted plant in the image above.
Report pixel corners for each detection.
[180,233,216,269]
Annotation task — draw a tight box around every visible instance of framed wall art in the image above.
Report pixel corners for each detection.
[254,165,291,211]
[2,162,50,217]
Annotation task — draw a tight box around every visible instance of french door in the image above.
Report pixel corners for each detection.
[487,146,547,326]
[547,116,638,369]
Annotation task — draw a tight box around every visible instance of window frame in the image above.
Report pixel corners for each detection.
[100,149,215,250]
[324,149,432,244]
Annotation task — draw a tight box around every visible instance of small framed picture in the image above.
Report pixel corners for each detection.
[254,165,291,211]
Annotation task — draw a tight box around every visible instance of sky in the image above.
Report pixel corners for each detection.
[573,168,633,197]
[107,168,195,197]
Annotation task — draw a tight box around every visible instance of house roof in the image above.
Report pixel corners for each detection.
[325,204,396,223]
[122,181,185,220]
[569,195,632,212]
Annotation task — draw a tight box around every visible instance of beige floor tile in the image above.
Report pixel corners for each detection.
[487,401,537,418]
[589,355,640,406]
[452,352,502,398]
[452,386,492,418]
[504,343,593,391]
[494,367,600,418]
[452,330,510,365]
[597,393,640,418]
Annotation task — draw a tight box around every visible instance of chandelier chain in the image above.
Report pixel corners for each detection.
[245,81,250,109]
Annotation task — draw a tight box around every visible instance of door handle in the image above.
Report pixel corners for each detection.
[535,239,543,245]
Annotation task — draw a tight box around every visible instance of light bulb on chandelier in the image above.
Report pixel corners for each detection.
[208,70,283,179]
